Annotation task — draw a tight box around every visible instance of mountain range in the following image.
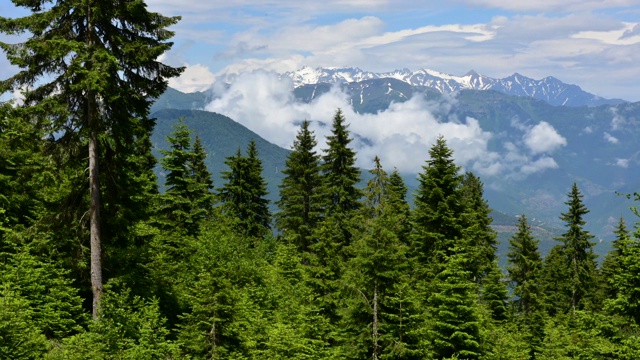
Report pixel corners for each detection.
[150,69,640,260]
[284,66,626,108]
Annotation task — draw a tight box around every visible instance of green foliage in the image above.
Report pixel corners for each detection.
[276,120,323,255]
[218,140,271,239]
[543,183,599,314]
[411,135,464,273]
[340,157,415,359]
[156,117,215,236]
[601,217,630,300]
[51,286,179,359]
[461,172,498,282]
[481,261,509,322]
[0,284,51,359]
[427,247,483,360]
[320,109,362,218]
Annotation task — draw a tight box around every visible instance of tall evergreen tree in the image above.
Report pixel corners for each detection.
[341,157,413,359]
[157,119,214,236]
[543,183,599,314]
[461,172,498,282]
[218,140,271,239]
[387,168,411,244]
[276,120,323,255]
[0,0,183,317]
[507,215,545,358]
[411,135,464,272]
[320,109,362,219]
[507,215,545,317]
[601,217,630,300]
[427,246,482,360]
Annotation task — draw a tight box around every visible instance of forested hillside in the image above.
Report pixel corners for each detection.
[2,1,640,359]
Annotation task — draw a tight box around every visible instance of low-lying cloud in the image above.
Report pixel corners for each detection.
[204,71,564,179]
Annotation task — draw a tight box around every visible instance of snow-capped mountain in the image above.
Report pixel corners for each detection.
[283,66,625,107]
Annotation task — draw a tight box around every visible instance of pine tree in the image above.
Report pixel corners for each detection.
[427,246,482,360]
[411,135,464,273]
[601,217,630,300]
[481,260,509,322]
[276,120,323,255]
[0,0,182,318]
[218,140,271,239]
[461,172,498,282]
[558,183,599,312]
[387,168,411,244]
[157,119,214,236]
[320,109,362,220]
[507,215,545,317]
[341,157,413,359]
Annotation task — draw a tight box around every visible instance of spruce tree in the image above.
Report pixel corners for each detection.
[218,140,271,239]
[157,119,214,236]
[276,120,323,255]
[461,172,498,282]
[0,0,182,317]
[560,183,599,312]
[507,215,545,317]
[320,108,362,219]
[341,157,413,359]
[601,217,630,300]
[411,135,464,273]
[427,246,482,360]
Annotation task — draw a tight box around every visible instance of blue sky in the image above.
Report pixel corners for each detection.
[136,0,640,101]
[1,0,639,100]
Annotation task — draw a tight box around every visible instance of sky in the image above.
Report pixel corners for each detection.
[125,0,640,101]
[0,0,638,178]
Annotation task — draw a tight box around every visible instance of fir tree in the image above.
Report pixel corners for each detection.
[218,140,271,239]
[427,246,482,360]
[0,0,182,317]
[507,215,545,317]
[461,172,498,282]
[601,217,630,300]
[276,120,323,255]
[320,108,362,219]
[157,119,214,236]
[557,183,599,312]
[411,135,464,273]
[341,157,413,359]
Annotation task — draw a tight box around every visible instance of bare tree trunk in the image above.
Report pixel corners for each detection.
[372,281,379,360]
[87,4,103,320]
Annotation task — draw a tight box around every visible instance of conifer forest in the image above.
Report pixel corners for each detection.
[2,1,640,359]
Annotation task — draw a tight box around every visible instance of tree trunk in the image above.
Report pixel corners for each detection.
[87,4,103,320]
[372,281,379,360]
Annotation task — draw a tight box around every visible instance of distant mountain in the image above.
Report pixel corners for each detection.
[151,108,290,206]
[284,66,626,107]
[151,87,640,257]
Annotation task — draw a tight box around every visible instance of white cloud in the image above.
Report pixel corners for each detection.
[520,156,559,175]
[205,71,497,174]
[615,158,629,168]
[523,121,567,154]
[604,132,619,144]
[610,107,626,130]
[167,64,217,93]
[582,126,593,134]
[204,72,565,179]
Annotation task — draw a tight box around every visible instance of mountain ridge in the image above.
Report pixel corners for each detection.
[283,66,626,107]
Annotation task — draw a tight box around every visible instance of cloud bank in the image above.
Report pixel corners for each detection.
[204,71,566,179]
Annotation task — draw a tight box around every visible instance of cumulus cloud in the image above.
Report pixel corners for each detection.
[167,64,217,93]
[615,158,629,168]
[604,132,619,144]
[204,71,564,179]
[520,156,559,175]
[523,121,567,154]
